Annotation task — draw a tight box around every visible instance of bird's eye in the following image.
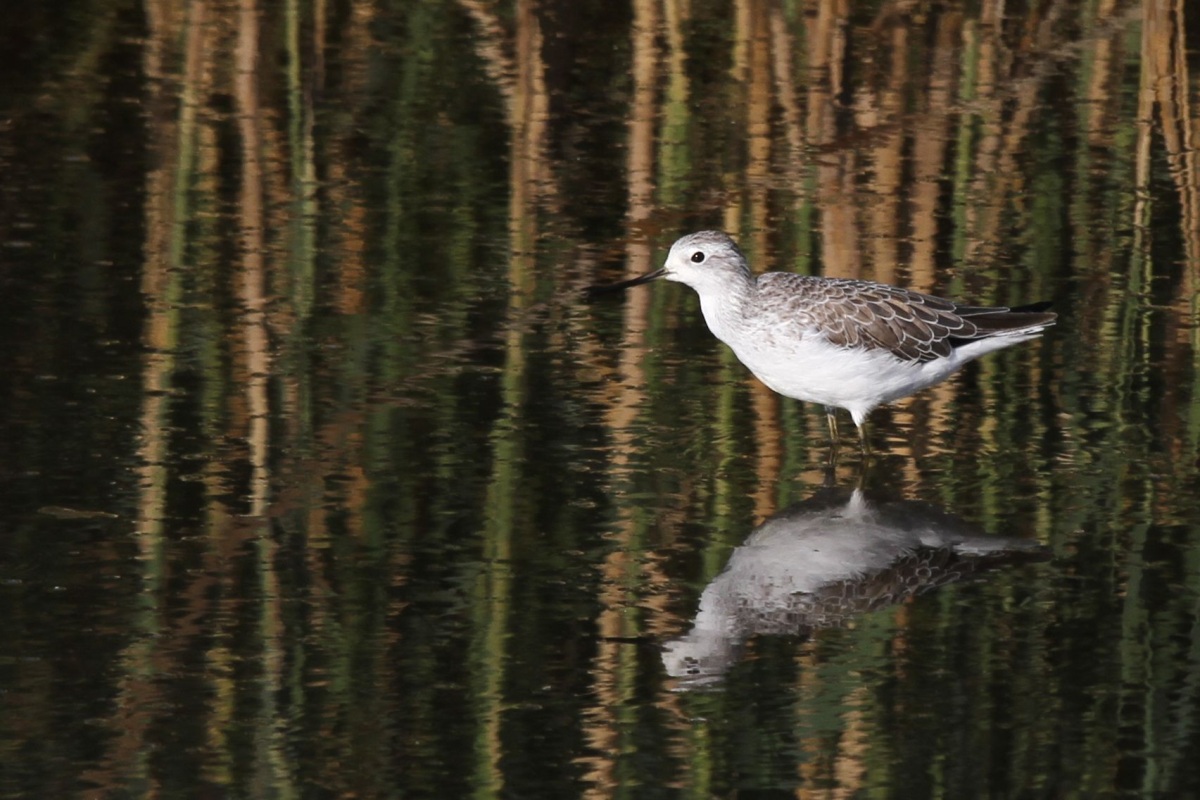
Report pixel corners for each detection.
[690,251,705,263]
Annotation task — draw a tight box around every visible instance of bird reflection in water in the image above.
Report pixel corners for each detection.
[662,487,1048,688]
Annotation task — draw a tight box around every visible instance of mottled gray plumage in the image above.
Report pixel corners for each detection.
[753,270,1056,364]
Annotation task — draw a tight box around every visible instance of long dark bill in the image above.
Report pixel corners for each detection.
[584,268,667,302]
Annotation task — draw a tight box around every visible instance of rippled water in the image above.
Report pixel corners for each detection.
[2,1,1199,797]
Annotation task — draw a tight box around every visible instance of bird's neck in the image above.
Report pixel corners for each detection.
[696,274,756,344]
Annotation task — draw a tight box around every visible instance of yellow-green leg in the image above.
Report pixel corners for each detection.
[825,406,839,443]
[824,407,842,468]
[857,419,872,456]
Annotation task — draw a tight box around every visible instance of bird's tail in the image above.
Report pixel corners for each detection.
[960,302,1057,338]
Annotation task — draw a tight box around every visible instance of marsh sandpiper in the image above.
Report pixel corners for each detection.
[589,230,1056,451]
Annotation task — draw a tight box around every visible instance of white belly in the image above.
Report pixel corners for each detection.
[724,333,959,422]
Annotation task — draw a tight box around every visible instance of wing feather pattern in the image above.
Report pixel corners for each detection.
[756,274,1057,364]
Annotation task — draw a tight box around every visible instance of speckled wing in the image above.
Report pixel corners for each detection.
[757,273,1056,364]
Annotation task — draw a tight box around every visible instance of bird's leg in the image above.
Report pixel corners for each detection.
[824,407,842,468]
[857,419,872,456]
[825,406,839,443]
[821,461,838,488]
[825,440,840,470]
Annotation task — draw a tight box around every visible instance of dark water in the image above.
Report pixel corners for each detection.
[2,1,1200,797]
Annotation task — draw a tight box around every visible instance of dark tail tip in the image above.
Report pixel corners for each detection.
[583,283,618,303]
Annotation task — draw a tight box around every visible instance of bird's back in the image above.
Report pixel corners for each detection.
[751,272,1056,364]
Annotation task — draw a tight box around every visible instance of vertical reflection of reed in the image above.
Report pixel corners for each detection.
[1141,0,1200,279]
[84,2,211,794]
[464,1,548,795]
[659,0,690,207]
[581,1,658,795]
[235,0,271,519]
[770,5,804,218]
[1140,0,1200,460]
[961,2,1002,268]
[859,22,906,288]
[809,0,859,281]
[911,13,959,290]
[1075,0,1121,282]
[234,0,291,792]
[285,0,317,323]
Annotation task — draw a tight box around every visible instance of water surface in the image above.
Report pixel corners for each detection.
[2,1,1199,797]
